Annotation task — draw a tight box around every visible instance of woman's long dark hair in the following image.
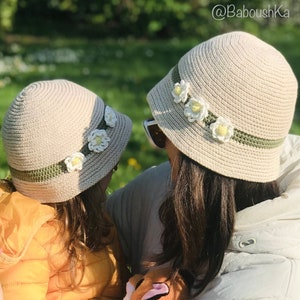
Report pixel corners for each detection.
[154,153,280,296]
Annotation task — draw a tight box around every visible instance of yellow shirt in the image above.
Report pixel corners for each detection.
[0,184,129,299]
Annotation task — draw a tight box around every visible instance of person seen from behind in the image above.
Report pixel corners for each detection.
[108,31,300,299]
[0,79,132,299]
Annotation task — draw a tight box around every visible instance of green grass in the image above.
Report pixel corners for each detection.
[1,27,300,191]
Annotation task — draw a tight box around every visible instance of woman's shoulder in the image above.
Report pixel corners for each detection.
[139,161,171,182]
[111,161,171,198]
[199,252,300,299]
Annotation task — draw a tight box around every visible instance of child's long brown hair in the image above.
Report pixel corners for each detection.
[46,181,113,289]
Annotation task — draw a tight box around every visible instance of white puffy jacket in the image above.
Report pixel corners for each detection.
[107,134,300,299]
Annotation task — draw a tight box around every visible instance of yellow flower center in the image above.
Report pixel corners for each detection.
[190,101,202,113]
[71,157,82,166]
[174,85,182,96]
[216,124,228,137]
[95,136,103,145]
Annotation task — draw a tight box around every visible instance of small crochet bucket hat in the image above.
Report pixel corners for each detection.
[147,31,298,182]
[2,79,132,203]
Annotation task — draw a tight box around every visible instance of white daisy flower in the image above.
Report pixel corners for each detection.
[172,80,190,103]
[210,117,234,143]
[184,97,209,123]
[88,129,110,153]
[64,152,86,173]
[104,106,117,127]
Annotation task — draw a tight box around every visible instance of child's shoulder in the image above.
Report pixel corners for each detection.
[0,179,15,194]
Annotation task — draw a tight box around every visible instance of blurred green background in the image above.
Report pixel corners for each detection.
[0,0,299,191]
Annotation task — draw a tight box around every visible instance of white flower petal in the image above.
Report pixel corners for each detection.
[88,129,110,153]
[64,152,86,173]
[210,117,234,143]
[172,80,189,103]
[105,106,117,127]
[184,97,209,123]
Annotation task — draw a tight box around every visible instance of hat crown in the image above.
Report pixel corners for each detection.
[178,31,297,139]
[3,80,103,170]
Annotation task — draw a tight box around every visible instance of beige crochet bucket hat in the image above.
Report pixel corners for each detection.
[2,79,132,203]
[147,31,298,182]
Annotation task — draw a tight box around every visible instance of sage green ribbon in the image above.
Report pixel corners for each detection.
[9,111,108,183]
[171,64,284,149]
